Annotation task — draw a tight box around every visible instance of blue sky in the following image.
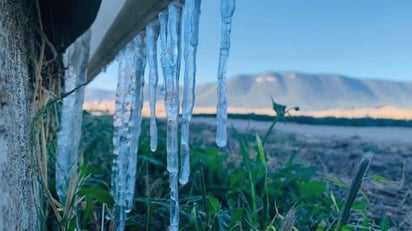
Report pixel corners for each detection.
[90,0,412,90]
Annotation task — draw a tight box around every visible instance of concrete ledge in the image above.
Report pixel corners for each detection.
[87,0,170,80]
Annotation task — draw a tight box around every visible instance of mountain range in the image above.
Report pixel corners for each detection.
[85,72,412,111]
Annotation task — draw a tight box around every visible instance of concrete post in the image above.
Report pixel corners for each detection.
[0,0,39,229]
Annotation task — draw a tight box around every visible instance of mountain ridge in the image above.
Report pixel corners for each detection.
[85,71,412,111]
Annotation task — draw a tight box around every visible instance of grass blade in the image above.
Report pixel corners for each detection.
[335,153,372,230]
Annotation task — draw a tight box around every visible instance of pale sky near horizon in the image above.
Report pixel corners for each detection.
[89,0,412,91]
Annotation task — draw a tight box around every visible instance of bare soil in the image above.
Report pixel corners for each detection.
[192,117,412,230]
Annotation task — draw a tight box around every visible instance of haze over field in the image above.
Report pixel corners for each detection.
[84,72,412,119]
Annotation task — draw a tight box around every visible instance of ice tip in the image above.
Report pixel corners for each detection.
[179,177,189,185]
[216,138,227,148]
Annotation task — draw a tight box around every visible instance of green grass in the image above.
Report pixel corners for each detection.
[50,108,389,231]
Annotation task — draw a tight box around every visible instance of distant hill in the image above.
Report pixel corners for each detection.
[84,88,115,102]
[196,72,412,110]
[85,86,163,102]
[85,72,412,111]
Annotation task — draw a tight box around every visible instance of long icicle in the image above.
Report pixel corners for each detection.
[126,32,146,213]
[145,20,160,152]
[111,32,146,230]
[180,0,202,185]
[216,0,235,148]
[111,46,131,230]
[56,31,91,204]
[160,1,183,230]
[159,11,168,98]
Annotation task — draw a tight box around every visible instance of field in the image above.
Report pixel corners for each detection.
[75,112,412,230]
[82,100,412,120]
[193,116,412,228]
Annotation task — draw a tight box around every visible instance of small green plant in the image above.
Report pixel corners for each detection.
[60,164,114,231]
[262,98,299,144]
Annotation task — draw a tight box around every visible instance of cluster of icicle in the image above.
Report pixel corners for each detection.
[56,31,91,204]
[110,0,235,230]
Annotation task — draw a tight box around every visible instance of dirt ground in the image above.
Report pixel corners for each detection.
[192,117,412,230]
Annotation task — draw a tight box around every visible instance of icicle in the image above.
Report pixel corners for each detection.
[126,32,146,213]
[158,10,168,97]
[111,32,146,230]
[159,1,183,230]
[161,3,180,175]
[111,50,130,231]
[56,31,91,204]
[145,20,160,152]
[216,0,235,148]
[180,0,201,185]
[169,172,179,231]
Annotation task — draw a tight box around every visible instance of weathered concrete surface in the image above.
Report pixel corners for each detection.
[0,0,38,230]
[87,0,171,80]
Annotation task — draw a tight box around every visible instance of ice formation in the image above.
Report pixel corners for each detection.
[145,20,160,152]
[216,0,235,147]
[108,0,235,229]
[111,31,146,230]
[56,31,91,204]
[180,0,201,185]
[159,11,168,98]
[160,1,184,230]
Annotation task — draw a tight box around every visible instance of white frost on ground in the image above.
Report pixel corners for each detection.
[193,117,412,145]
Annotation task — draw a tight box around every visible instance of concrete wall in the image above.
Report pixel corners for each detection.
[0,0,38,229]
